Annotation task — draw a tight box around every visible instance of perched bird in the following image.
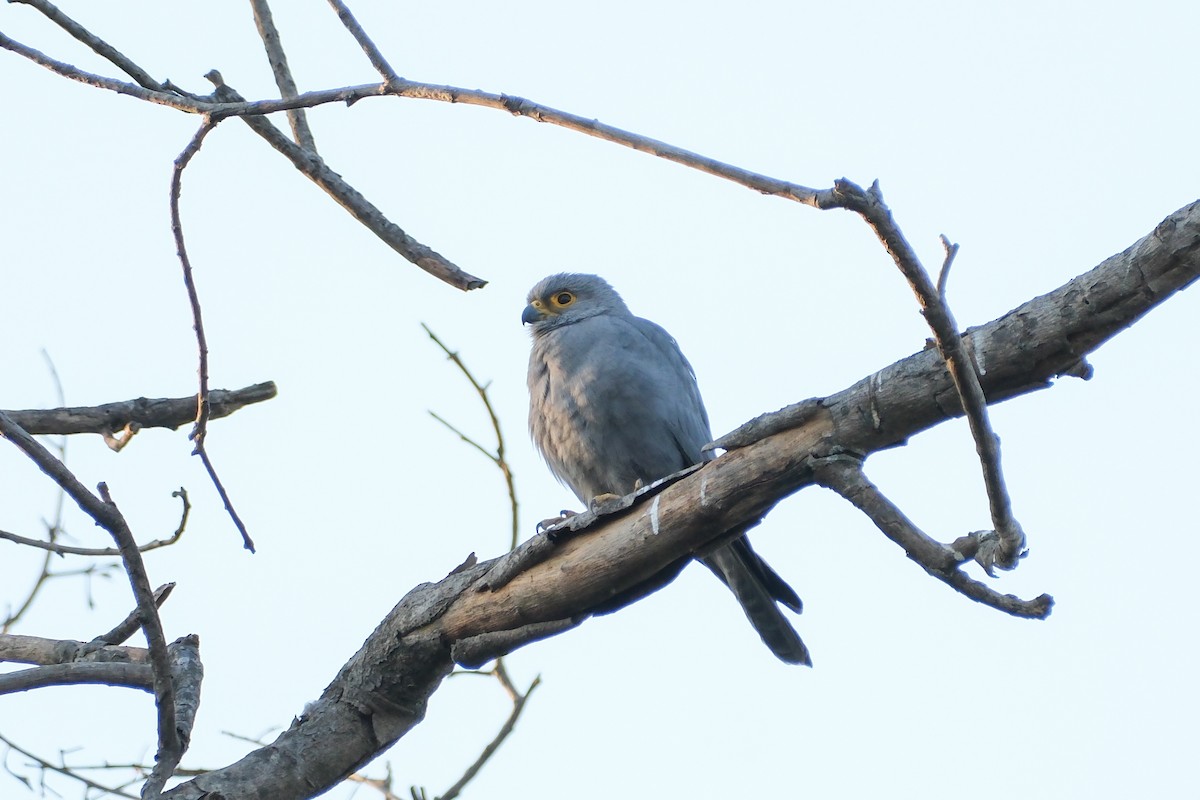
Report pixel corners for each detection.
[523,273,810,665]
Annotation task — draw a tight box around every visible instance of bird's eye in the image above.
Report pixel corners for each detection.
[553,292,575,307]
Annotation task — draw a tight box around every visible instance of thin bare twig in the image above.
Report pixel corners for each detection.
[0,30,823,209]
[435,663,540,800]
[170,118,256,553]
[325,0,402,85]
[0,731,140,800]
[1,489,191,558]
[248,0,318,153]
[173,120,217,448]
[346,764,404,800]
[811,454,1050,617]
[205,74,486,292]
[422,324,519,550]
[95,582,177,646]
[0,528,56,634]
[10,0,168,90]
[829,180,1025,573]
[936,234,960,299]
[2,354,70,634]
[0,412,181,795]
[404,660,541,800]
[94,484,182,799]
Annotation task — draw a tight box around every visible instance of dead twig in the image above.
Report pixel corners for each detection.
[2,354,71,634]
[0,661,154,695]
[325,0,402,85]
[1,382,277,439]
[936,233,960,300]
[423,324,520,550]
[10,0,168,91]
[409,660,541,800]
[1,489,190,558]
[811,454,1049,617]
[438,663,540,800]
[205,74,486,292]
[248,0,318,152]
[0,412,181,797]
[0,731,141,800]
[827,179,1025,574]
[94,582,178,646]
[170,118,255,553]
[0,28,822,210]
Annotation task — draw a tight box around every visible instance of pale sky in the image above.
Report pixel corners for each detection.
[2,2,1198,799]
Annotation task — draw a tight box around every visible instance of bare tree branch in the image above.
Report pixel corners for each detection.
[435,663,540,800]
[205,75,487,292]
[94,485,183,799]
[1,382,277,439]
[10,0,168,90]
[0,413,183,796]
[248,0,318,152]
[825,179,1025,573]
[0,731,141,800]
[155,201,1200,800]
[0,662,154,695]
[95,583,178,646]
[423,324,520,550]
[0,28,824,210]
[0,25,485,292]
[325,0,401,85]
[811,454,1049,616]
[937,233,960,299]
[169,118,255,554]
[0,628,200,757]
[1,492,190,558]
[0,632,149,666]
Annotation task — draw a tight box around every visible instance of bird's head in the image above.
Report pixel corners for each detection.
[521,273,631,332]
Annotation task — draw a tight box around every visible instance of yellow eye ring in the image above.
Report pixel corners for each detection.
[552,291,575,307]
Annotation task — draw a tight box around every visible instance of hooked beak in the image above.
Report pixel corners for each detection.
[521,302,545,325]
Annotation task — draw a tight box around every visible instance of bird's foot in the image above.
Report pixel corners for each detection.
[588,492,627,515]
[536,509,577,533]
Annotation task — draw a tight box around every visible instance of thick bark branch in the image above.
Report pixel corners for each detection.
[1,382,276,438]
[0,633,150,666]
[161,202,1199,799]
[0,662,153,694]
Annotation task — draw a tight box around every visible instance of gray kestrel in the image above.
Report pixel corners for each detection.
[523,273,809,665]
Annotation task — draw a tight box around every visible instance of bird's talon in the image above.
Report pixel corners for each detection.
[536,509,577,533]
[588,492,625,514]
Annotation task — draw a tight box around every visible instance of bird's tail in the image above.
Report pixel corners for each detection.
[701,537,811,666]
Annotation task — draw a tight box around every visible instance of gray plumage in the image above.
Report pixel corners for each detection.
[523,273,810,665]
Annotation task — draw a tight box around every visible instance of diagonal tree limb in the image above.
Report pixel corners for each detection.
[95,583,178,646]
[0,32,484,292]
[0,413,181,796]
[810,454,1049,616]
[205,74,486,291]
[10,0,169,90]
[325,0,401,86]
[827,179,1025,573]
[248,0,317,153]
[157,201,1200,800]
